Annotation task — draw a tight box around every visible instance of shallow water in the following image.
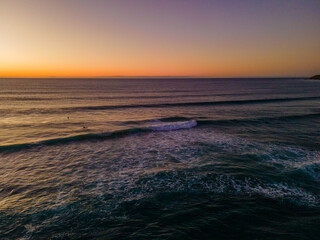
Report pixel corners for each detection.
[1,78,320,239]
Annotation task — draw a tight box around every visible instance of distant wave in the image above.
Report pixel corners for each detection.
[197,113,320,126]
[0,120,198,152]
[121,113,320,126]
[0,93,247,101]
[2,96,320,114]
[67,96,320,111]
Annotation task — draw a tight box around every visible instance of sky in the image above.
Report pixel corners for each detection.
[0,0,320,78]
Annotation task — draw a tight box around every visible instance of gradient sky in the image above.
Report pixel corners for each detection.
[1,0,320,77]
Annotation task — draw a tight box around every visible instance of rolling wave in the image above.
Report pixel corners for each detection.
[68,96,320,111]
[0,120,198,152]
[197,113,320,126]
[0,129,144,152]
[0,93,250,101]
[121,113,320,126]
[2,111,320,152]
[2,96,319,114]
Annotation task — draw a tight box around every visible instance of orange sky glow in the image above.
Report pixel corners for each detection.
[1,0,319,78]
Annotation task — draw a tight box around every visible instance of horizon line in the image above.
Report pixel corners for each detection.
[0,75,308,79]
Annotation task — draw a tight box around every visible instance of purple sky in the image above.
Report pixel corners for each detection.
[1,0,319,77]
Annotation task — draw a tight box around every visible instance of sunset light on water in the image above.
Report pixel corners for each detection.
[1,1,320,239]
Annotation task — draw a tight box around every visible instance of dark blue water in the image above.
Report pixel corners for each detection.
[1,78,320,239]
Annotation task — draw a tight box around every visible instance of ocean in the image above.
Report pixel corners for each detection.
[1,78,320,239]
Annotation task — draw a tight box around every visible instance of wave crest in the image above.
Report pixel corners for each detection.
[147,120,197,131]
[0,120,198,152]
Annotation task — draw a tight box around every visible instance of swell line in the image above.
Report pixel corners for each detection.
[67,96,320,111]
[1,112,320,153]
[0,128,146,153]
[0,120,198,152]
[121,112,320,126]
[1,96,319,115]
[197,113,320,126]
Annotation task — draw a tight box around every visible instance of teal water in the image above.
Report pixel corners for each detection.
[1,78,320,239]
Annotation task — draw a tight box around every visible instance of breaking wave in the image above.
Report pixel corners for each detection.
[0,120,198,152]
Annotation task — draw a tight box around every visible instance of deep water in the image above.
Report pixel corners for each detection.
[1,78,320,239]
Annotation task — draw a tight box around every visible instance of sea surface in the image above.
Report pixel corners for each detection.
[1,78,320,239]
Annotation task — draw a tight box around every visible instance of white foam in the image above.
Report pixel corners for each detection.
[147,120,197,131]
